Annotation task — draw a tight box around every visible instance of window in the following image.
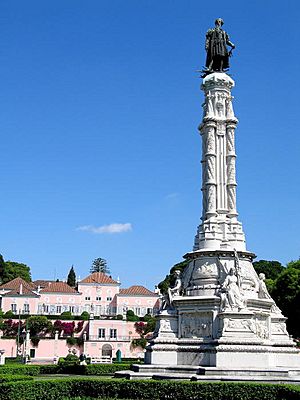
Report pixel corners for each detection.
[96,296,101,301]
[147,308,153,315]
[98,328,105,338]
[106,297,112,301]
[43,305,49,313]
[110,328,117,339]
[23,304,30,313]
[56,306,62,314]
[11,304,17,313]
[85,297,91,301]
[135,307,141,316]
[69,306,75,313]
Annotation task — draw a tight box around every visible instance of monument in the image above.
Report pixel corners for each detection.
[117,19,300,380]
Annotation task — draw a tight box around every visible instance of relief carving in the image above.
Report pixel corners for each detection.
[181,314,212,338]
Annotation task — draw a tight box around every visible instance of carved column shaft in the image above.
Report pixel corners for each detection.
[226,124,238,217]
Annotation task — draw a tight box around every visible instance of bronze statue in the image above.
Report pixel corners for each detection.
[204,18,235,74]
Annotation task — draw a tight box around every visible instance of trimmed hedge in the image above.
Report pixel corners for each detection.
[0,379,300,400]
[0,374,33,383]
[0,365,41,376]
[0,363,131,376]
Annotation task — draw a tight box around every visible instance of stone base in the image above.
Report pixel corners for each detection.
[146,336,300,369]
[115,364,300,383]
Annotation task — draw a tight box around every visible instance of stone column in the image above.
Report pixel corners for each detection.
[201,122,217,219]
[226,123,238,218]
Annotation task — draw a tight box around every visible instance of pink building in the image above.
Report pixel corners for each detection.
[116,285,160,317]
[0,273,160,318]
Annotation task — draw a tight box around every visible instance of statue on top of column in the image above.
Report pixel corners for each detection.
[203,18,235,75]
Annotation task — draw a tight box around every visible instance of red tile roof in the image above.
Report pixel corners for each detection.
[33,280,57,289]
[80,272,119,285]
[119,285,157,296]
[39,281,78,294]
[0,277,37,296]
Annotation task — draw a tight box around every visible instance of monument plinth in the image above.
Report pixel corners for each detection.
[116,19,300,381]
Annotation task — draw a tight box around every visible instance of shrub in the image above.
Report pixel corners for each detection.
[30,336,40,347]
[0,379,300,400]
[66,336,76,346]
[131,338,147,348]
[80,312,90,320]
[116,314,123,320]
[60,311,72,320]
[4,311,15,319]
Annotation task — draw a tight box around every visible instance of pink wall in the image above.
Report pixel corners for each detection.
[116,295,160,316]
[77,283,120,316]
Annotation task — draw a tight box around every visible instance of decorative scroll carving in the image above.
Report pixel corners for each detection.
[227,186,236,212]
[206,127,215,154]
[227,158,236,183]
[207,157,215,182]
[226,127,235,153]
[206,185,216,214]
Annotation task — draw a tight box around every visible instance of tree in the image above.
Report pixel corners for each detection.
[2,261,31,283]
[272,265,300,338]
[27,316,52,336]
[0,254,5,284]
[67,265,76,287]
[90,258,110,274]
[253,260,284,281]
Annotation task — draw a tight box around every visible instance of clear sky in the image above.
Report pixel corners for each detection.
[0,0,299,289]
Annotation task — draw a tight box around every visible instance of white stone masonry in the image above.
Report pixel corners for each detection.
[194,73,246,251]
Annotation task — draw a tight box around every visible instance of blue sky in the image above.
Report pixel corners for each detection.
[0,1,299,289]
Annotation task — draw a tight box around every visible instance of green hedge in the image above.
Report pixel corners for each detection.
[0,365,41,376]
[1,379,300,400]
[0,363,131,376]
[0,374,33,383]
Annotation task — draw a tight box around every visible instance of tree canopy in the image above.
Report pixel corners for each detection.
[90,257,110,274]
[67,265,76,287]
[0,254,32,284]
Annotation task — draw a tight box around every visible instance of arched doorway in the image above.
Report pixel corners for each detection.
[101,344,112,358]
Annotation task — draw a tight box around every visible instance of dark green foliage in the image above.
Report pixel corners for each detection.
[60,311,72,320]
[27,316,52,336]
[158,259,189,295]
[67,266,76,288]
[2,261,32,283]
[0,374,33,383]
[66,336,76,346]
[253,260,285,280]
[126,310,139,322]
[80,311,90,320]
[116,314,123,320]
[0,255,5,284]
[0,365,41,376]
[90,257,110,274]
[272,266,300,337]
[30,336,40,347]
[0,379,300,400]
[131,338,147,348]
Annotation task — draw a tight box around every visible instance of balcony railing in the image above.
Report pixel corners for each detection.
[88,335,133,342]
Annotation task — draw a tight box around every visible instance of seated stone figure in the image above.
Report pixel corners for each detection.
[161,270,182,309]
[220,267,245,311]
